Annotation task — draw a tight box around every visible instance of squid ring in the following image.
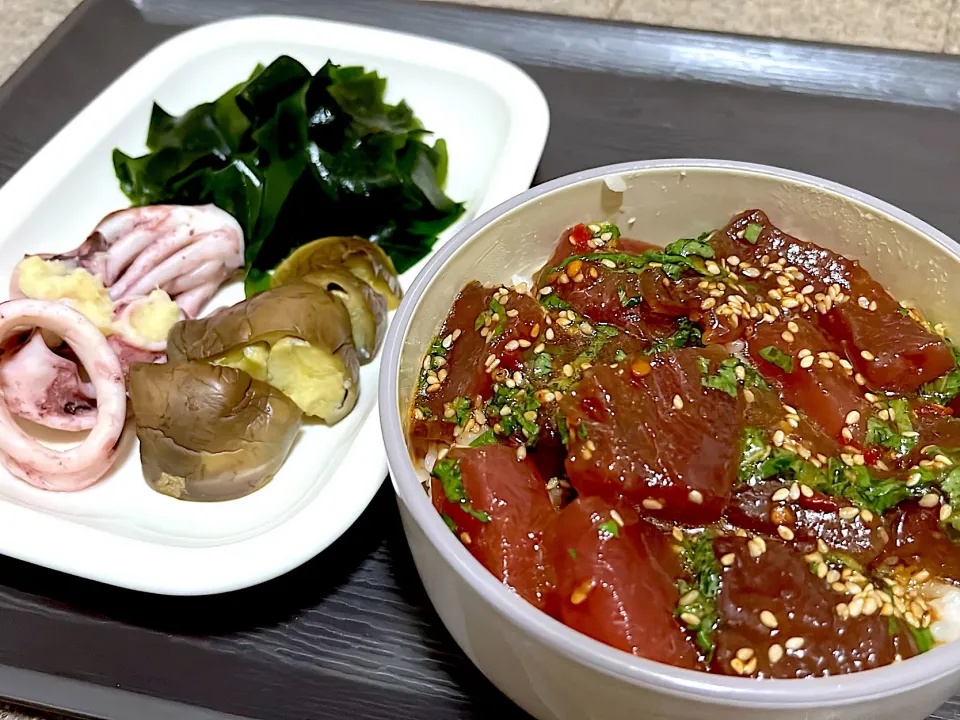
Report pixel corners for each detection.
[0,300,126,491]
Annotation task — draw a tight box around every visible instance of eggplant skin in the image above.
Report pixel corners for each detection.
[129,362,302,502]
[167,282,353,363]
[270,236,403,310]
[166,282,360,423]
[298,268,387,364]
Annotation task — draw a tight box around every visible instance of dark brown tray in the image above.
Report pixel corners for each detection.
[1,1,960,717]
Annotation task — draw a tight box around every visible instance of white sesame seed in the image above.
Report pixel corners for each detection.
[673,394,684,410]
[919,493,940,508]
[680,612,701,627]
[642,498,664,511]
[860,350,875,361]
[760,610,779,629]
[845,410,861,425]
[720,553,736,566]
[688,490,704,504]
[785,637,805,651]
[768,644,784,663]
[772,488,790,502]
[839,506,859,520]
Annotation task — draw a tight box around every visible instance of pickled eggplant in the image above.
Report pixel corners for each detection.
[130,363,302,501]
[270,236,403,309]
[167,282,360,424]
[297,268,387,364]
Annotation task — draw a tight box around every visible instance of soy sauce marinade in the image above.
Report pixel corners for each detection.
[409,211,960,677]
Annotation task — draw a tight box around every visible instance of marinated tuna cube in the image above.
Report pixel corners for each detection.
[878,503,960,583]
[638,269,745,345]
[747,318,870,442]
[712,536,918,678]
[561,347,744,523]
[724,480,887,566]
[537,256,683,344]
[412,282,546,436]
[431,445,556,610]
[818,266,955,394]
[742,383,843,461]
[546,496,700,667]
[713,209,954,394]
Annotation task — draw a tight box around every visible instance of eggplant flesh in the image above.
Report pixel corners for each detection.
[167,282,360,423]
[129,363,302,502]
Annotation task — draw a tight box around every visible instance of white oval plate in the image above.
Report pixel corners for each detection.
[0,15,549,594]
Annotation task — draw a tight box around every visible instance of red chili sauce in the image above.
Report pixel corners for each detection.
[409,211,960,677]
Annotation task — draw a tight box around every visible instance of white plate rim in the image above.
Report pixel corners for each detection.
[0,14,550,595]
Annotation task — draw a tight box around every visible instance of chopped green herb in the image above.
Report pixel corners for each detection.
[598,520,620,537]
[551,249,713,282]
[440,513,457,533]
[743,223,763,244]
[888,615,899,637]
[571,325,619,367]
[936,460,960,533]
[442,396,472,426]
[488,298,508,338]
[615,349,627,362]
[577,423,589,441]
[474,311,489,331]
[427,336,448,358]
[865,399,916,458]
[738,428,927,514]
[919,341,960,406]
[416,406,434,420]
[556,411,571,447]
[432,458,490,523]
[675,533,721,662]
[699,357,770,398]
[531,352,553,379]
[758,345,794,373]
[646,318,704,355]
[469,430,499,447]
[617,285,641,308]
[663,233,715,259]
[539,293,571,311]
[910,625,935,653]
[484,383,541,447]
[589,221,621,242]
[568,547,578,560]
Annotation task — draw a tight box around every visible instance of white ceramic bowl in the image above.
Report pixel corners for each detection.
[379,159,960,720]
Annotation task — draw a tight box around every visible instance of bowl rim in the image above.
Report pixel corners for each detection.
[379,158,960,708]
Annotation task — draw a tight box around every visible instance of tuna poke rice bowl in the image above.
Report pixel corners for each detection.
[379,159,960,720]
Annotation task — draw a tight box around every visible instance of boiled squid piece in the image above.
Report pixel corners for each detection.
[129,363,302,502]
[166,282,360,424]
[10,204,244,319]
[0,299,126,490]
